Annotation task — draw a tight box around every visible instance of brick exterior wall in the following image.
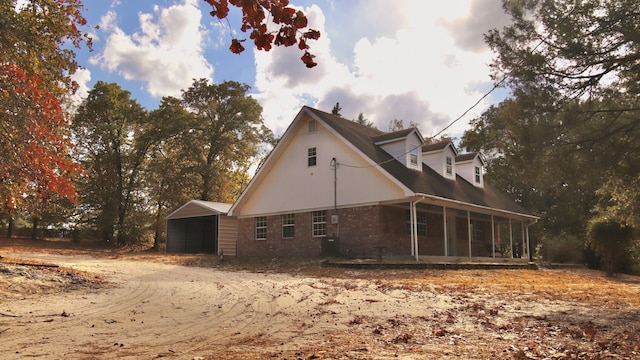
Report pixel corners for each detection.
[236,205,499,259]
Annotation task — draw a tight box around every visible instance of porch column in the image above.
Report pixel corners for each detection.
[526,222,531,262]
[443,206,448,256]
[491,215,496,258]
[467,211,472,257]
[509,219,513,258]
[412,200,421,261]
[410,203,415,256]
[521,221,526,258]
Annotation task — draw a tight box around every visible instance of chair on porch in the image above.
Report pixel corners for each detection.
[483,242,503,257]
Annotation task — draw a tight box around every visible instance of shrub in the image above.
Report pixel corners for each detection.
[587,219,634,277]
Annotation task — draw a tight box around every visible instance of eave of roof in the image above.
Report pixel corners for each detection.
[166,200,232,220]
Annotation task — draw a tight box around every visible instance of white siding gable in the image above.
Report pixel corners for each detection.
[456,154,485,188]
[422,142,457,180]
[377,131,423,171]
[231,113,407,217]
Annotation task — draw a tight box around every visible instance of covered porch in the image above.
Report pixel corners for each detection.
[392,194,538,262]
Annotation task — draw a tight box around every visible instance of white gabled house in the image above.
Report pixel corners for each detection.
[227,106,538,260]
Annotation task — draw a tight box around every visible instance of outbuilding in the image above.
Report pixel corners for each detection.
[165,200,237,255]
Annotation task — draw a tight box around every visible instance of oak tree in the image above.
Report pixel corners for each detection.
[178,79,274,202]
[1,0,90,231]
[73,82,150,244]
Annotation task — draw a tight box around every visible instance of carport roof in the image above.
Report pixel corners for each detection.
[166,200,233,220]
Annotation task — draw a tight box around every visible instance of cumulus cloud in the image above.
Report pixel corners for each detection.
[90,0,213,98]
[440,0,512,53]
[67,67,92,111]
[253,0,501,139]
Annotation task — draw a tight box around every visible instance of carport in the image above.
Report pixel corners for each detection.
[166,200,237,255]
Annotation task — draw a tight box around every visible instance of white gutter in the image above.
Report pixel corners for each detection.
[413,193,539,222]
[411,196,425,261]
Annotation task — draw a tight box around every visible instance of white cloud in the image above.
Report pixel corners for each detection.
[90,0,213,98]
[440,0,512,53]
[251,0,505,139]
[67,68,92,111]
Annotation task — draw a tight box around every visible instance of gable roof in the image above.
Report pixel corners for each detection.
[304,107,535,218]
[422,140,458,155]
[456,152,485,165]
[167,200,232,220]
[373,127,423,145]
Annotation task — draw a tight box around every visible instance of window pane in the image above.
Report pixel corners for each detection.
[312,211,326,237]
[308,147,317,167]
[406,210,428,236]
[256,216,267,240]
[409,146,418,165]
[282,214,295,238]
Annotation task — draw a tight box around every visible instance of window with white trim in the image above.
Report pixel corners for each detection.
[471,219,484,242]
[282,214,295,238]
[312,211,326,237]
[308,147,317,167]
[406,210,427,236]
[475,166,481,183]
[255,216,267,240]
[446,156,453,176]
[409,145,418,166]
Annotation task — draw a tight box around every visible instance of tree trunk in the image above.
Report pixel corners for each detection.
[7,217,14,238]
[153,201,163,251]
[31,217,39,239]
[200,173,211,201]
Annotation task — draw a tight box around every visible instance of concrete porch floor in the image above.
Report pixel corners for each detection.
[321,255,537,270]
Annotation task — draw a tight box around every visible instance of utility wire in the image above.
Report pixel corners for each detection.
[431,4,578,138]
[335,4,580,169]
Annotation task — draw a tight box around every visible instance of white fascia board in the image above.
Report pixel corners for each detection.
[166,200,231,220]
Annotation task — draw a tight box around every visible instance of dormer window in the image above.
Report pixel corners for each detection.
[475,166,481,183]
[409,146,418,166]
[446,157,453,176]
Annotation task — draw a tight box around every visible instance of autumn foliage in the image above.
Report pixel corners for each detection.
[0,0,91,218]
[0,64,81,209]
[204,0,321,68]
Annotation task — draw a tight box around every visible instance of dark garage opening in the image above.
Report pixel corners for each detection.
[166,215,218,254]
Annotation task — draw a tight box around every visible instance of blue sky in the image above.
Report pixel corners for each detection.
[71,0,512,139]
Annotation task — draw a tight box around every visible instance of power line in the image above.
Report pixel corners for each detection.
[336,4,580,169]
[431,4,578,138]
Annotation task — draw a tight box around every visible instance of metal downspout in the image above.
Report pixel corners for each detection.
[467,211,472,257]
[413,197,424,261]
[410,201,415,257]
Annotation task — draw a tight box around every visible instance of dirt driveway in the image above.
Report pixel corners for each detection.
[1,240,639,359]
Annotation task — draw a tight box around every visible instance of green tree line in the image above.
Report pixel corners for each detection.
[461,0,640,275]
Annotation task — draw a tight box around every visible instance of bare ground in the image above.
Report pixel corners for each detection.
[1,238,639,359]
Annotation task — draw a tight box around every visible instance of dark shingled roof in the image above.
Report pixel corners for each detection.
[422,140,451,153]
[372,128,416,143]
[305,106,534,217]
[455,153,479,162]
